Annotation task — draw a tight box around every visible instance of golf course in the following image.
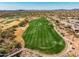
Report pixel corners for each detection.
[22,17,66,54]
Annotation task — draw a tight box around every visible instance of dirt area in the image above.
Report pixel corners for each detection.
[14,24,29,48]
[54,21,79,57]
[0,16,79,57]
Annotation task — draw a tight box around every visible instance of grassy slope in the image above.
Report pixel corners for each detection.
[22,17,65,54]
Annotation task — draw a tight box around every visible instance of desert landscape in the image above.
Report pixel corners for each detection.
[0,9,79,57]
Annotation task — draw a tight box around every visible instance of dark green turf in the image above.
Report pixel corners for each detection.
[22,17,65,54]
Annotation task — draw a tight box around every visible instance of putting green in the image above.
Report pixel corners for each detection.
[22,17,65,54]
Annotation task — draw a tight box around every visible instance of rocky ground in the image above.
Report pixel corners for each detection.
[0,16,79,57]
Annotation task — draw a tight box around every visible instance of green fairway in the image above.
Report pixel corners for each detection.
[22,17,65,54]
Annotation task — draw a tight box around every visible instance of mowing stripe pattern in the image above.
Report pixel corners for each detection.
[22,17,65,54]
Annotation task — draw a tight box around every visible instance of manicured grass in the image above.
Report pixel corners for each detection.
[22,17,65,54]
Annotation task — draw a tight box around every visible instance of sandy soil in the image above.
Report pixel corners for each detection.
[1,16,79,57]
[14,24,29,48]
